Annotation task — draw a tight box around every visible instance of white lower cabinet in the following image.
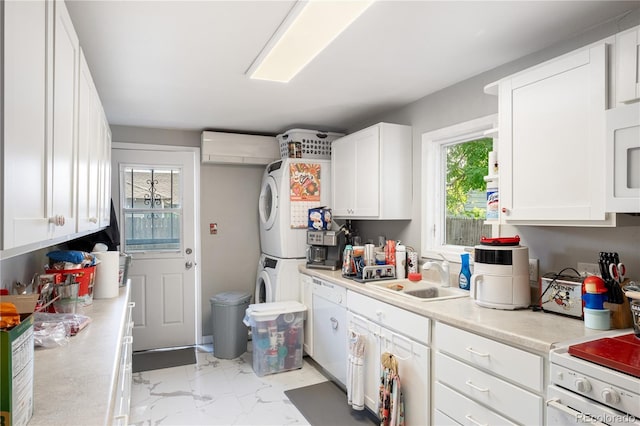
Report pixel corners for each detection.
[347,290,430,425]
[113,300,135,425]
[434,381,517,426]
[434,322,544,425]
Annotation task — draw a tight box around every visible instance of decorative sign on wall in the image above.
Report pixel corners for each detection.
[289,163,321,228]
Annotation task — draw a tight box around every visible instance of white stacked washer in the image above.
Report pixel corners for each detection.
[256,158,332,303]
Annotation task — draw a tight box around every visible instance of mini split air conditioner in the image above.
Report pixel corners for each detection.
[201,131,279,165]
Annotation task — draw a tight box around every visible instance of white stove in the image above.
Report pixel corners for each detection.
[547,332,640,425]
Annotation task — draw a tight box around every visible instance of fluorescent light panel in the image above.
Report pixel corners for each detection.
[248,0,374,83]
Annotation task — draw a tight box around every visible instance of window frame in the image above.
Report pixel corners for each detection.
[119,163,185,256]
[421,114,498,262]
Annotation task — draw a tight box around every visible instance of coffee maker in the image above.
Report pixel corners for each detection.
[306,230,343,270]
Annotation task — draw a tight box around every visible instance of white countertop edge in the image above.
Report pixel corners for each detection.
[30,285,130,426]
[300,266,616,354]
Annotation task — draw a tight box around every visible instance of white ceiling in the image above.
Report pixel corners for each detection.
[66,0,639,135]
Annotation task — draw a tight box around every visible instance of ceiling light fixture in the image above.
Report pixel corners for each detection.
[247,0,374,83]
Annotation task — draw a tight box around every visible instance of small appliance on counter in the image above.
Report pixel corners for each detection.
[470,235,530,310]
[306,230,343,270]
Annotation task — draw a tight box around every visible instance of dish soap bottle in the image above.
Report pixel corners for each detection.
[459,253,471,290]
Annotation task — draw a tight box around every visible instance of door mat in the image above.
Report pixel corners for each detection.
[132,347,197,373]
[285,381,378,426]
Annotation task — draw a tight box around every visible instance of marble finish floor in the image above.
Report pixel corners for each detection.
[129,344,329,425]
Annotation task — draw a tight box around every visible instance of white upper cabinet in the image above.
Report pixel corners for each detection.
[497,41,614,225]
[77,50,101,232]
[50,0,80,239]
[2,0,110,251]
[615,26,640,105]
[331,123,412,219]
[98,110,112,227]
[2,0,52,249]
[606,102,640,212]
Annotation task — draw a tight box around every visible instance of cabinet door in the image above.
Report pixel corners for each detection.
[499,43,608,223]
[77,51,100,232]
[2,0,52,249]
[50,0,79,238]
[616,27,640,105]
[379,327,430,426]
[346,312,381,413]
[332,135,357,216]
[352,125,380,217]
[98,108,112,227]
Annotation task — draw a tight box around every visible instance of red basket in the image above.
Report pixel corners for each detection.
[45,266,96,298]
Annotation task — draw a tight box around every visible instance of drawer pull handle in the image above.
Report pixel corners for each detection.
[465,414,488,426]
[465,380,489,393]
[465,346,490,357]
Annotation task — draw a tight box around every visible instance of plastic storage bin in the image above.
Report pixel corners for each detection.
[210,291,252,359]
[243,301,306,376]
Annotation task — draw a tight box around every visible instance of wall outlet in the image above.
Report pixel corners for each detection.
[529,259,539,282]
[577,262,600,277]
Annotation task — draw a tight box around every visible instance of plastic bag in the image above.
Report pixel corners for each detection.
[34,321,69,348]
[33,312,92,336]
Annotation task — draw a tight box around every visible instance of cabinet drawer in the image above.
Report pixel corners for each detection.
[436,352,542,425]
[347,290,430,344]
[435,381,517,426]
[435,322,543,391]
[434,409,459,425]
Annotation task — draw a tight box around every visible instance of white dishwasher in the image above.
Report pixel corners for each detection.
[312,277,347,386]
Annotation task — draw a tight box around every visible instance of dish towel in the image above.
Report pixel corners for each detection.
[347,329,366,410]
[379,353,405,426]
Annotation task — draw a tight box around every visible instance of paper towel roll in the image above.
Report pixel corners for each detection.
[93,251,120,299]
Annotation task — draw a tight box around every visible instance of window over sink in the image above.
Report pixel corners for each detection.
[421,114,497,260]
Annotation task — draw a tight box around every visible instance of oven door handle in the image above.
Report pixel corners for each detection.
[545,398,608,426]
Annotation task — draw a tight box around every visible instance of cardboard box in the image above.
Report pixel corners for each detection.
[1,294,38,426]
[539,276,583,319]
[308,207,331,230]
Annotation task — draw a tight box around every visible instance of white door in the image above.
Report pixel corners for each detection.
[112,144,200,351]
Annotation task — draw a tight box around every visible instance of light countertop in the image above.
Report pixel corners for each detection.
[301,267,616,354]
[29,285,130,426]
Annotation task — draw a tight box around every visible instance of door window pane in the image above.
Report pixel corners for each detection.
[122,167,182,252]
[443,138,492,247]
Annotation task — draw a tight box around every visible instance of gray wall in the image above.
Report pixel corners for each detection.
[110,125,264,337]
[351,8,640,278]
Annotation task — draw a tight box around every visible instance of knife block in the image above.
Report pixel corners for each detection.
[605,279,633,329]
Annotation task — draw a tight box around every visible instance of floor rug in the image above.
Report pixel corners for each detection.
[285,381,378,426]
[132,347,197,373]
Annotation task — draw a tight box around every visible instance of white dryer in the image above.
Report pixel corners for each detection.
[259,158,331,259]
[255,254,305,303]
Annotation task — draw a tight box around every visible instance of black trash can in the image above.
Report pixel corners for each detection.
[210,291,252,359]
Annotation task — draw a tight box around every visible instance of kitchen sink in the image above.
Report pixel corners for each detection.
[366,279,469,301]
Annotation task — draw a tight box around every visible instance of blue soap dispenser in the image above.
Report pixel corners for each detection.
[459,253,471,290]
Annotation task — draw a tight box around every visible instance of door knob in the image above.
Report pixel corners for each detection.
[185,261,194,269]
